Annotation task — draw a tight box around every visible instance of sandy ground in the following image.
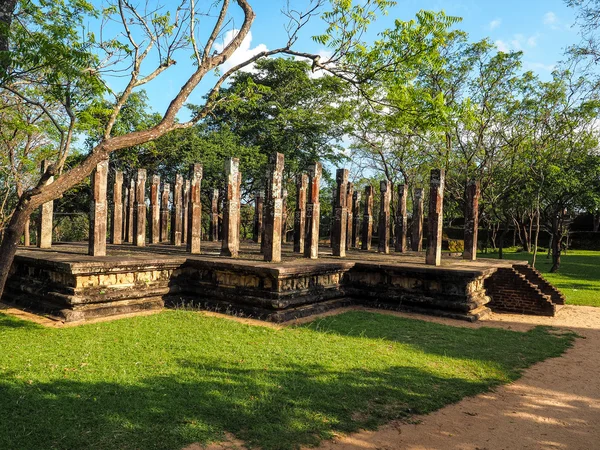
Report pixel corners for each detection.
[3,302,599,449]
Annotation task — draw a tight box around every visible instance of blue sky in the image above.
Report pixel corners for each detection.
[102,0,581,118]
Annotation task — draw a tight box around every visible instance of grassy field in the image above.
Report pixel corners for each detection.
[479,249,600,307]
[0,310,574,450]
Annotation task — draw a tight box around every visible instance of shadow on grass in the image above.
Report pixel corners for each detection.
[0,362,489,450]
[0,313,42,330]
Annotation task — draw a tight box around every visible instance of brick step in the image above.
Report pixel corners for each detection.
[513,265,566,305]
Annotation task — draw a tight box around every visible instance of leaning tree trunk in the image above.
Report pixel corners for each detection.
[550,215,563,273]
[0,199,33,296]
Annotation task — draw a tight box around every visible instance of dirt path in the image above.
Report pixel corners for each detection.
[309,306,600,450]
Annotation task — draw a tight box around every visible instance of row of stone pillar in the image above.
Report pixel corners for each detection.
[328,168,480,266]
[34,158,479,267]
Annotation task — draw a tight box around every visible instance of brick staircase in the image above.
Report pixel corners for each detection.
[484,264,563,316]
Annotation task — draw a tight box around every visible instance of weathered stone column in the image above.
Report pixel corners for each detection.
[463,180,480,261]
[304,162,322,259]
[126,178,135,243]
[332,168,349,257]
[182,179,190,245]
[263,152,285,262]
[221,158,241,257]
[395,184,408,252]
[253,191,264,244]
[210,188,220,242]
[187,164,203,254]
[351,191,361,248]
[281,188,289,244]
[293,173,308,253]
[345,182,354,249]
[426,169,445,266]
[37,160,54,249]
[329,187,336,247]
[134,169,147,247]
[89,160,109,256]
[122,186,129,242]
[171,174,183,246]
[23,220,30,246]
[411,188,424,251]
[160,183,170,242]
[111,171,123,245]
[150,175,160,244]
[378,180,391,254]
[361,185,374,250]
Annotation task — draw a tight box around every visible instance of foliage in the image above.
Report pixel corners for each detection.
[0,310,574,449]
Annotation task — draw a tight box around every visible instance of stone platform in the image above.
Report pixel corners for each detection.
[3,242,565,323]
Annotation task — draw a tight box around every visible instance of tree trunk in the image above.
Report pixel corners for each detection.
[593,214,600,233]
[550,214,563,273]
[0,200,32,297]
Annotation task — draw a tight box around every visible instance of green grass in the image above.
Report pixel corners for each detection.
[479,249,600,307]
[0,310,575,450]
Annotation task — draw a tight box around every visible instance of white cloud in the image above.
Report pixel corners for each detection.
[213,29,268,73]
[489,18,502,30]
[527,35,539,48]
[495,40,509,53]
[543,11,557,25]
[524,61,556,72]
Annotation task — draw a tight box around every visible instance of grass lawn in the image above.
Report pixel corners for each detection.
[479,249,600,307]
[0,310,575,450]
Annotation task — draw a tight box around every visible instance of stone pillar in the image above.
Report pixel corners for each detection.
[351,191,361,248]
[182,179,190,245]
[23,220,30,246]
[281,188,288,244]
[149,175,160,244]
[187,164,203,254]
[160,183,170,243]
[111,171,123,245]
[221,158,241,257]
[378,180,391,254]
[463,180,480,261]
[126,178,135,243]
[210,188,220,242]
[426,169,445,266]
[171,174,183,246]
[133,169,147,247]
[304,162,322,259]
[329,187,336,246]
[89,160,109,256]
[332,168,349,257]
[253,191,264,244]
[345,182,354,249]
[395,184,408,252]
[37,160,54,249]
[411,188,424,251]
[263,152,285,262]
[122,186,129,242]
[361,186,374,250]
[293,173,308,253]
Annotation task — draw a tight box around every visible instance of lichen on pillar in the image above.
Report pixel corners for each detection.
[221,158,241,257]
[304,162,322,259]
[171,174,183,246]
[150,175,160,244]
[210,188,220,242]
[361,185,374,251]
[395,184,408,252]
[37,160,54,249]
[187,164,203,254]
[263,152,285,262]
[345,182,354,250]
[463,180,480,261]
[378,180,391,254]
[351,191,361,248]
[89,160,109,256]
[294,173,308,253]
[160,183,170,243]
[111,170,124,245]
[426,169,445,266]
[411,188,424,252]
[332,168,349,257]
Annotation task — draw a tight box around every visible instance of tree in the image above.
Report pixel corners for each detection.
[0,0,397,297]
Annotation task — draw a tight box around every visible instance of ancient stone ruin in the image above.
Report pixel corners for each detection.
[4,160,566,325]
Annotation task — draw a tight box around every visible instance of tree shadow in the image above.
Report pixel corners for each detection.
[0,360,493,450]
[0,313,42,330]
